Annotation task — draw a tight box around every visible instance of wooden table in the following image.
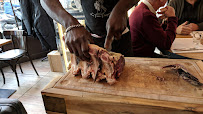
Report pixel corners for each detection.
[176,34,192,38]
[171,34,203,60]
[42,57,203,114]
[0,39,12,47]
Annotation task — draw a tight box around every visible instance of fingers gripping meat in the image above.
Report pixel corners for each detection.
[70,44,125,85]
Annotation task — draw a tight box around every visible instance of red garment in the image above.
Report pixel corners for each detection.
[129,3,178,57]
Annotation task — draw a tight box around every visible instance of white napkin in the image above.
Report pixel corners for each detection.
[171,38,203,53]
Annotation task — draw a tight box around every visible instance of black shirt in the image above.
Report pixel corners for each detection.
[81,0,118,36]
[178,0,200,25]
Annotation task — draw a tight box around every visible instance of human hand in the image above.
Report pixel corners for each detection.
[104,10,127,51]
[158,6,175,19]
[176,21,192,35]
[188,23,199,31]
[64,26,94,61]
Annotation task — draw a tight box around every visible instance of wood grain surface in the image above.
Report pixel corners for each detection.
[0,39,11,47]
[54,57,203,105]
[176,34,192,38]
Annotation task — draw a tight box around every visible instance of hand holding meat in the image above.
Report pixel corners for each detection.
[64,26,93,61]
[71,44,125,85]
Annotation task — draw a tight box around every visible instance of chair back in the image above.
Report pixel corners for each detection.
[3,30,27,50]
[0,32,3,39]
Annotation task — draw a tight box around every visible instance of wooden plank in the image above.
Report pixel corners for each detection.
[57,23,70,72]
[176,34,192,38]
[0,39,12,47]
[42,88,203,112]
[42,95,67,114]
[65,95,195,114]
[43,76,63,90]
[196,61,203,73]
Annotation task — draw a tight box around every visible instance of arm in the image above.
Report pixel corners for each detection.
[40,0,93,61]
[144,7,178,50]
[197,22,203,31]
[176,21,192,35]
[40,0,77,28]
[104,0,139,50]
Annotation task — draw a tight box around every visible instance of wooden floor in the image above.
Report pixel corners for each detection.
[0,58,65,114]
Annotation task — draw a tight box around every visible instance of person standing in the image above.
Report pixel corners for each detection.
[40,0,139,61]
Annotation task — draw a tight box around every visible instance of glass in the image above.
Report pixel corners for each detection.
[190,31,202,49]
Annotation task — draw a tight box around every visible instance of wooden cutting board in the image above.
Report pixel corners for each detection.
[54,57,203,104]
[42,57,203,113]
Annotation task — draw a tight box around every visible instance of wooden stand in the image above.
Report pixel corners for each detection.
[42,57,203,114]
[47,50,63,72]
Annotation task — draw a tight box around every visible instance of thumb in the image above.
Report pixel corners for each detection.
[182,21,188,26]
[104,32,114,51]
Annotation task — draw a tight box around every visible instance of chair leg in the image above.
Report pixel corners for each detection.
[13,69,20,87]
[18,63,23,73]
[28,55,39,76]
[9,64,20,87]
[0,68,5,84]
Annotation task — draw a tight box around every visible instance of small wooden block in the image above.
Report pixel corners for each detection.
[48,50,63,72]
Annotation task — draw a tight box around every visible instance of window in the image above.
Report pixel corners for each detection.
[0,0,21,32]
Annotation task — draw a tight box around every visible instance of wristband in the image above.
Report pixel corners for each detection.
[65,24,84,33]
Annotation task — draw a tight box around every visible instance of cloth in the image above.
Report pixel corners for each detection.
[178,0,200,26]
[129,3,178,57]
[20,0,57,51]
[92,31,134,57]
[142,0,156,14]
[81,0,118,36]
[80,0,133,57]
[168,0,203,30]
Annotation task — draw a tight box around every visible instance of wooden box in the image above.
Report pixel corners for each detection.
[42,58,203,114]
[47,50,63,72]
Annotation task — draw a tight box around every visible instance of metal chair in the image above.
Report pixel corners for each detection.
[0,30,39,86]
[0,63,5,84]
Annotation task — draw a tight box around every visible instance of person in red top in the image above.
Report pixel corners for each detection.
[129,0,178,57]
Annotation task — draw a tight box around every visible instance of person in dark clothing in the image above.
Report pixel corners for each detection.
[40,0,139,61]
[169,0,203,35]
[129,0,178,57]
[20,0,57,51]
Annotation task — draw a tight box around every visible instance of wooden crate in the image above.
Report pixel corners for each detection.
[47,50,63,72]
[42,57,203,114]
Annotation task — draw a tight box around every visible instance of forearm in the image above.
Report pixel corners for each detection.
[113,0,139,14]
[144,16,177,50]
[197,22,203,31]
[166,17,178,33]
[162,17,178,49]
[40,0,79,28]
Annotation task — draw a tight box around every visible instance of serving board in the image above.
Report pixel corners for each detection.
[42,57,203,114]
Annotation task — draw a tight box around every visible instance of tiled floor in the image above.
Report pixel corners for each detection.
[0,58,65,114]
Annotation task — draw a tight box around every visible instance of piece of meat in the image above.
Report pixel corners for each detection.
[70,44,125,85]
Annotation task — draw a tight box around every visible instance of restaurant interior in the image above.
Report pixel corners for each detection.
[0,0,203,114]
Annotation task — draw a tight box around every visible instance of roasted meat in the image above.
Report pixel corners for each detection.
[70,44,125,85]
